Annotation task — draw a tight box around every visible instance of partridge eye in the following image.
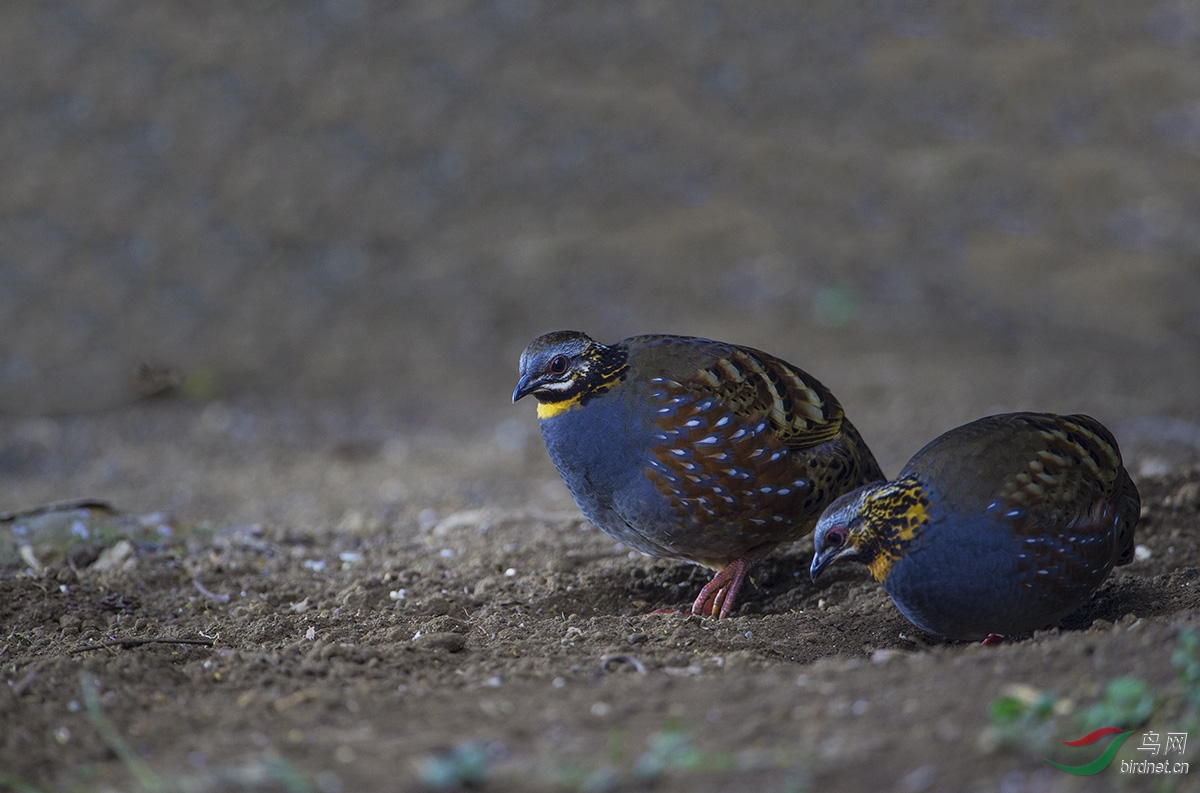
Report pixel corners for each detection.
[548,355,569,375]
[825,528,846,549]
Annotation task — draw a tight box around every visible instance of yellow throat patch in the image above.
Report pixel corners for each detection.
[536,394,582,420]
[861,479,929,581]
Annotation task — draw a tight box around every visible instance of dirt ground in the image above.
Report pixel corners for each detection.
[4,3,1200,792]
[2,415,1200,793]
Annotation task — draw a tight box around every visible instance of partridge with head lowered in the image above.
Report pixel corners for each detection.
[811,412,1139,640]
[513,331,884,618]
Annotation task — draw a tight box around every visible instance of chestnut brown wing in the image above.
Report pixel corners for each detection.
[630,336,876,557]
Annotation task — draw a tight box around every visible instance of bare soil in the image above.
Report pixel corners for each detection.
[2,414,1200,792]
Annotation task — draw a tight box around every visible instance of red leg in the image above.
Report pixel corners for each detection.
[981,633,1004,646]
[691,542,777,619]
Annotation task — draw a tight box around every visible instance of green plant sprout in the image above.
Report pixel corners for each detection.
[415,740,490,789]
[1077,677,1158,733]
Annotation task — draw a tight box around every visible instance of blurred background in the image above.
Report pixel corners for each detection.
[2,0,1199,527]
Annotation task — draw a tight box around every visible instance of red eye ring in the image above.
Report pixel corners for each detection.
[824,527,846,549]
[548,355,569,375]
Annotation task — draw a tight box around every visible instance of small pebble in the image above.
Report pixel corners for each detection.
[900,764,937,792]
[415,632,466,652]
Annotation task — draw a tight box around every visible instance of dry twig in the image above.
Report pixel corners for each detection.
[67,637,214,655]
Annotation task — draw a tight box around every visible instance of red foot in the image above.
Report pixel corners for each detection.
[690,542,777,619]
[981,633,1005,646]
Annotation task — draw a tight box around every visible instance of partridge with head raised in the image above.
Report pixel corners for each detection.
[810,412,1139,640]
[513,331,884,618]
